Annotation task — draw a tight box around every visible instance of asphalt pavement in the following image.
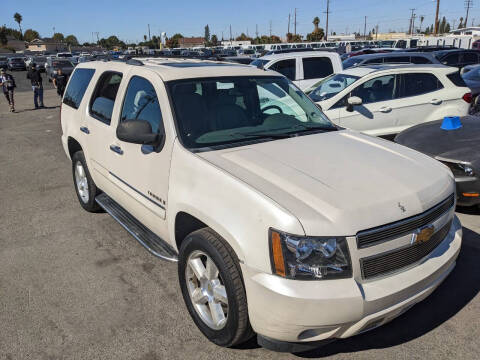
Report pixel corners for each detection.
[0,77,479,360]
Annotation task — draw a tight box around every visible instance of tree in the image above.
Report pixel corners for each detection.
[419,15,425,33]
[211,34,218,46]
[0,26,8,46]
[13,12,22,38]
[204,24,210,45]
[269,35,281,43]
[98,35,125,50]
[459,17,464,29]
[65,35,79,46]
[445,23,451,33]
[313,16,320,32]
[235,33,253,41]
[166,33,183,48]
[439,17,446,34]
[53,32,64,42]
[23,29,40,42]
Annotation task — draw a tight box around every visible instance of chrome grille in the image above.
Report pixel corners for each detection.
[356,194,454,249]
[360,219,452,280]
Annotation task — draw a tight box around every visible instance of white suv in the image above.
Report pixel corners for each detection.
[251,51,343,91]
[61,58,462,352]
[308,64,471,137]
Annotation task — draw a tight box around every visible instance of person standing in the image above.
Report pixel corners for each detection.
[27,63,44,109]
[0,68,16,112]
[52,68,68,98]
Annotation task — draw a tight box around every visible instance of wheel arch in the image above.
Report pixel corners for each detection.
[67,136,83,159]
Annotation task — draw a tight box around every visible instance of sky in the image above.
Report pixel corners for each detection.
[3,0,480,44]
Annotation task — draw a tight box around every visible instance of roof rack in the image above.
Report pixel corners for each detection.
[126,59,144,66]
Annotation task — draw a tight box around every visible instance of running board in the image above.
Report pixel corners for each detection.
[95,193,178,262]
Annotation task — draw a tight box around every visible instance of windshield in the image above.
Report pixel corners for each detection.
[379,40,395,48]
[168,76,335,150]
[309,73,360,102]
[250,59,269,68]
[34,57,46,62]
[342,57,364,69]
[53,61,73,68]
[57,53,72,58]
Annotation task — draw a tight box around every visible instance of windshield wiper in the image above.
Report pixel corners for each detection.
[233,132,292,139]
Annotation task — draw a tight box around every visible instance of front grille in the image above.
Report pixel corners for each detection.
[356,194,454,249]
[360,219,452,280]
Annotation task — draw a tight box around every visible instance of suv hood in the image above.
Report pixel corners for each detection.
[198,130,454,235]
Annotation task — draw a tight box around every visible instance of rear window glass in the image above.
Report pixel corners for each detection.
[447,72,467,87]
[63,68,95,109]
[401,73,443,97]
[302,57,334,79]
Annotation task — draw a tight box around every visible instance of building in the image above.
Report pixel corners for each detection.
[1,36,26,52]
[449,27,480,36]
[26,38,68,53]
[221,40,252,47]
[178,37,205,48]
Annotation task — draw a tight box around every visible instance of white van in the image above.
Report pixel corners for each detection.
[251,51,343,90]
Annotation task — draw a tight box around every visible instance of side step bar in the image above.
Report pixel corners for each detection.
[95,193,178,262]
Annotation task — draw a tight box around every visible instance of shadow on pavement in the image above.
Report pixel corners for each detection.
[294,226,480,358]
[13,105,60,114]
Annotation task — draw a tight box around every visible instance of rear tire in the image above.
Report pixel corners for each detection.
[178,228,254,347]
[71,151,102,212]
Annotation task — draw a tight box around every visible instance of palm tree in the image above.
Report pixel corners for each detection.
[313,17,320,32]
[419,16,425,33]
[13,12,22,37]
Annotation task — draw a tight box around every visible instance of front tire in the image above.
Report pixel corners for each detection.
[178,228,253,347]
[71,151,102,212]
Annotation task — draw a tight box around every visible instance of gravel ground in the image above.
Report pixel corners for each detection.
[0,81,479,359]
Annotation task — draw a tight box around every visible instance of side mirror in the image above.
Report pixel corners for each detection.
[117,120,159,145]
[346,96,362,112]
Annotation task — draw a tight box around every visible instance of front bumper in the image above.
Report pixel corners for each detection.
[242,215,462,343]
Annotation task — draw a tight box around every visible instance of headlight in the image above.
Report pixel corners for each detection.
[269,229,352,280]
[441,161,475,177]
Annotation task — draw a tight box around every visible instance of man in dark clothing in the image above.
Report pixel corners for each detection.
[53,68,68,97]
[0,68,16,112]
[26,63,44,109]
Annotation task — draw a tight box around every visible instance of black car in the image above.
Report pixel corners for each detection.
[7,57,26,71]
[433,49,480,70]
[395,116,480,207]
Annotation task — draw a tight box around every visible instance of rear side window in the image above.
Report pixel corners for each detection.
[447,72,467,87]
[89,72,123,125]
[462,52,479,65]
[302,57,334,79]
[269,59,296,80]
[120,76,163,134]
[63,68,95,109]
[383,56,410,63]
[401,73,443,97]
[441,53,460,66]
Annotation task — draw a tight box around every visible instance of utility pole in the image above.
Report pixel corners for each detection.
[288,13,291,34]
[363,16,367,39]
[256,24,259,38]
[408,9,416,35]
[269,20,272,37]
[229,24,232,41]
[465,0,473,28]
[473,18,476,26]
[412,13,417,34]
[434,0,440,35]
[53,26,55,36]
[325,0,330,41]
[148,24,151,41]
[375,24,379,40]
[294,8,297,36]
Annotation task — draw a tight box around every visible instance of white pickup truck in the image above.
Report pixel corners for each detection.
[61,58,462,352]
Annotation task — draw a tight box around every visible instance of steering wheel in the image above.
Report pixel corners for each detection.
[261,105,283,114]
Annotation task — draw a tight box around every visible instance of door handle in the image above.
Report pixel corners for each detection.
[109,144,123,155]
[80,126,90,134]
[430,99,442,105]
[379,106,392,113]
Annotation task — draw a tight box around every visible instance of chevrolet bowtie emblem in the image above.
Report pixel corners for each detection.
[411,225,435,245]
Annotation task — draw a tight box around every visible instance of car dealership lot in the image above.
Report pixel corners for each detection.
[1,87,480,359]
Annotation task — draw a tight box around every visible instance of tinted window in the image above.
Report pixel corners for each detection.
[302,57,334,79]
[63,68,95,109]
[120,76,163,134]
[441,53,460,65]
[269,59,296,80]
[410,56,432,64]
[463,52,479,64]
[351,75,396,104]
[401,73,443,97]
[342,57,364,68]
[447,72,468,87]
[364,58,383,64]
[383,56,410,63]
[89,72,123,124]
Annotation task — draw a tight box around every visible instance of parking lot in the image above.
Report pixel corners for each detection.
[1,75,480,360]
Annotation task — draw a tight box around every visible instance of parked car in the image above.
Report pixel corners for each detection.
[7,57,26,71]
[60,59,462,352]
[395,116,480,207]
[460,64,480,113]
[25,56,47,71]
[56,52,73,59]
[0,56,8,69]
[45,58,74,81]
[308,64,471,137]
[433,49,480,72]
[342,52,441,69]
[251,51,343,90]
